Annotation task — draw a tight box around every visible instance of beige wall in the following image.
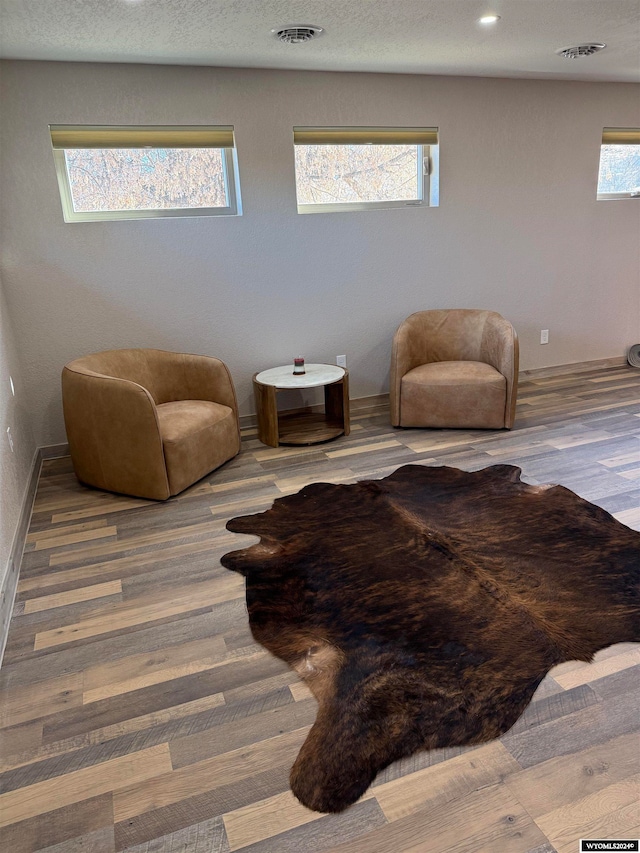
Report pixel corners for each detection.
[1,60,638,447]
[0,273,36,640]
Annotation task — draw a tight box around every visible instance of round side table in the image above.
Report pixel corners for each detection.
[253,364,350,447]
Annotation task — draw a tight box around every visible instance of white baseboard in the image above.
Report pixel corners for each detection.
[518,355,627,380]
[40,442,70,459]
[0,448,42,668]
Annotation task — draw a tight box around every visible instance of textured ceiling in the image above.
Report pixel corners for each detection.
[0,0,639,82]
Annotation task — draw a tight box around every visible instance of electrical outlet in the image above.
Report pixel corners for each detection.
[540,329,549,345]
[336,355,347,368]
[6,427,14,452]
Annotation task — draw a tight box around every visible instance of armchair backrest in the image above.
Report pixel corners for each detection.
[394,309,515,364]
[393,309,517,368]
[70,349,161,398]
[65,348,237,408]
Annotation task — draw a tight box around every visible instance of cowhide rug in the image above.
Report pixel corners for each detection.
[220,464,640,813]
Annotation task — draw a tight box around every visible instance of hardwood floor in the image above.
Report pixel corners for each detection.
[0,365,638,853]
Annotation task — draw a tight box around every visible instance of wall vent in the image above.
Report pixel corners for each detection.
[628,344,640,368]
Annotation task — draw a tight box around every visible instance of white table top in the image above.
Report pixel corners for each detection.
[255,363,345,389]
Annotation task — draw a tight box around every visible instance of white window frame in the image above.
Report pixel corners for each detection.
[599,190,640,201]
[293,127,439,214]
[50,125,242,222]
[596,128,640,201]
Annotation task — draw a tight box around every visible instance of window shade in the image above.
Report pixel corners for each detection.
[293,127,438,146]
[601,128,640,146]
[50,126,235,149]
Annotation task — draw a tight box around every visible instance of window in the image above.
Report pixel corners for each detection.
[293,127,439,213]
[597,128,640,200]
[50,126,242,221]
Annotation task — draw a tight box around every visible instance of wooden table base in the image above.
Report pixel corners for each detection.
[253,370,350,447]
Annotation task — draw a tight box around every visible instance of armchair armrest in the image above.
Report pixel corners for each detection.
[480,315,520,428]
[62,365,171,499]
[170,353,241,443]
[390,317,431,426]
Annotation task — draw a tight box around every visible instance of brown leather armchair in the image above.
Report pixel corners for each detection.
[390,309,519,429]
[62,348,241,500]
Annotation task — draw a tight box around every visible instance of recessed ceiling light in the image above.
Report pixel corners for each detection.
[479,15,501,24]
[272,25,324,45]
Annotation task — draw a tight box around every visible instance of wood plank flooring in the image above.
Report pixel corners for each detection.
[0,365,639,853]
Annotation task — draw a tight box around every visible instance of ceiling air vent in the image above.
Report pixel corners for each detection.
[272,25,324,45]
[555,43,606,59]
